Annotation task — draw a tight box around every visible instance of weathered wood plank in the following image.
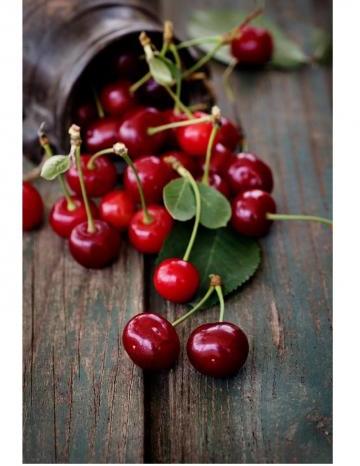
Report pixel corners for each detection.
[23,179,145,463]
[146,0,332,463]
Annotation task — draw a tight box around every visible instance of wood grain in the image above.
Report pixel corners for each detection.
[23,0,332,463]
[23,179,145,463]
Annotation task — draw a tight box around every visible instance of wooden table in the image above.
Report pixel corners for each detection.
[23,0,332,462]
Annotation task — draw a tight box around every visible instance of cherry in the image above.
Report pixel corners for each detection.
[84,117,119,153]
[136,78,173,109]
[124,155,172,204]
[231,189,276,237]
[49,196,99,238]
[128,205,173,254]
[66,154,117,198]
[176,112,241,157]
[117,107,167,158]
[160,150,199,178]
[122,313,180,370]
[207,173,230,198]
[100,80,137,117]
[69,219,120,269]
[216,117,242,152]
[99,189,135,231]
[230,26,273,65]
[153,258,200,303]
[74,100,97,126]
[112,51,146,81]
[198,142,234,175]
[225,152,274,195]
[162,109,186,148]
[187,322,249,377]
[23,182,44,231]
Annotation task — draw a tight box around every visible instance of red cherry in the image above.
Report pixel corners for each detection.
[66,154,117,198]
[100,80,137,117]
[160,150,199,178]
[230,26,273,65]
[122,313,180,370]
[74,101,97,126]
[117,107,167,158]
[187,322,249,377]
[23,182,44,231]
[176,112,213,157]
[153,258,200,303]
[207,173,231,198]
[226,152,274,195]
[49,196,99,238]
[128,205,173,254]
[198,143,234,176]
[231,189,276,237]
[99,190,135,231]
[217,117,242,152]
[136,78,173,109]
[69,219,120,269]
[124,155,172,204]
[84,117,119,153]
[177,113,241,157]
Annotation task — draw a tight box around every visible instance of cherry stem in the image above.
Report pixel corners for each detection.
[176,35,222,50]
[266,213,332,226]
[92,87,105,119]
[74,145,95,232]
[223,59,237,102]
[87,148,114,169]
[129,71,151,94]
[169,43,183,113]
[214,285,225,322]
[148,114,212,135]
[202,123,220,185]
[172,285,214,327]
[166,158,201,262]
[112,143,153,224]
[163,84,193,118]
[182,41,223,79]
[41,137,76,211]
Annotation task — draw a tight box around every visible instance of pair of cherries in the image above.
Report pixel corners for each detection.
[122,312,249,377]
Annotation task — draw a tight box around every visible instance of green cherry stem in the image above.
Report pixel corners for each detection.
[148,114,212,135]
[69,125,96,233]
[39,129,76,211]
[172,286,214,327]
[169,43,183,113]
[267,213,332,226]
[182,41,223,79]
[165,156,201,262]
[112,143,153,224]
[130,71,151,94]
[86,148,114,169]
[202,106,221,184]
[163,84,193,118]
[172,274,223,327]
[176,35,222,50]
[214,283,225,322]
[92,87,105,119]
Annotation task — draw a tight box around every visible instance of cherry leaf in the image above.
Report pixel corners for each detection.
[163,178,196,221]
[197,182,231,229]
[148,55,174,86]
[157,222,261,308]
[40,155,70,181]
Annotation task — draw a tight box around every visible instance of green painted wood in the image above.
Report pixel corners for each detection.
[146,0,332,463]
[23,176,145,463]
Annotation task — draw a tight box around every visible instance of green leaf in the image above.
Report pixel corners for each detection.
[40,155,70,180]
[197,182,231,229]
[157,222,261,308]
[188,9,309,70]
[163,178,196,221]
[148,55,174,85]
